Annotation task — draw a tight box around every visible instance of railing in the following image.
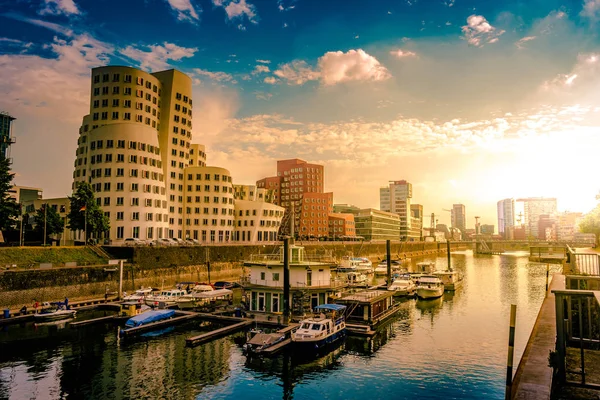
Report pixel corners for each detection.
[246,253,336,263]
[553,283,600,389]
[567,245,600,276]
[243,279,347,289]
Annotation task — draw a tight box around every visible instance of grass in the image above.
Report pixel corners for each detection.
[0,246,105,268]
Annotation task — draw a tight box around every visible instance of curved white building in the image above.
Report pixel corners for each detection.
[73,65,194,243]
[234,200,285,243]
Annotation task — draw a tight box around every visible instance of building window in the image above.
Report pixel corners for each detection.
[117,226,124,239]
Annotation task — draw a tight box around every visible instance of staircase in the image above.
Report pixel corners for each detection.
[89,245,111,262]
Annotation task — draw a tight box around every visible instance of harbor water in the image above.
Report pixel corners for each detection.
[0,251,561,399]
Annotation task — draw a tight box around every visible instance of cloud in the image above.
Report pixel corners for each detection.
[39,0,80,16]
[273,49,390,86]
[120,42,197,71]
[252,64,270,74]
[2,12,73,36]
[164,0,201,23]
[193,68,235,82]
[256,59,271,64]
[264,76,278,84]
[581,0,600,21]
[390,49,417,58]
[254,91,273,100]
[515,36,536,49]
[461,15,505,47]
[212,0,257,26]
[540,53,600,103]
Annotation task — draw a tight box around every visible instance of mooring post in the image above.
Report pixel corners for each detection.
[118,259,124,300]
[545,264,549,293]
[283,237,290,325]
[386,240,391,287]
[505,304,517,400]
[447,240,452,271]
[206,247,211,284]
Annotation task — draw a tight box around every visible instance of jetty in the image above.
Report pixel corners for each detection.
[119,311,201,337]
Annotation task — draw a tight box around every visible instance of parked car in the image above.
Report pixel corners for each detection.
[172,238,187,246]
[185,239,200,246]
[124,238,144,247]
[153,238,175,246]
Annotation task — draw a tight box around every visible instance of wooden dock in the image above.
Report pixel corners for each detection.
[186,320,252,346]
[120,311,201,338]
[346,323,376,336]
[70,315,117,328]
[261,338,292,355]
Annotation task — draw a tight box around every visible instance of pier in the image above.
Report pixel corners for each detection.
[119,311,201,337]
[186,320,253,346]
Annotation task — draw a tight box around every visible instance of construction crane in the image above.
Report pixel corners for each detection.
[442,208,452,227]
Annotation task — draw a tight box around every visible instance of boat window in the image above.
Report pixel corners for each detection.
[322,325,326,331]
[301,323,311,329]
[311,324,321,330]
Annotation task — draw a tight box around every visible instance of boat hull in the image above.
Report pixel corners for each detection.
[389,287,416,297]
[416,287,444,299]
[292,329,346,351]
[33,310,76,322]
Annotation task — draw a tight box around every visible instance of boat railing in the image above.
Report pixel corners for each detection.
[244,279,347,289]
[246,254,336,262]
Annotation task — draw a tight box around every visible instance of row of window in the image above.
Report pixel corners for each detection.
[184,195,233,204]
[85,140,161,155]
[92,196,167,208]
[186,173,231,183]
[92,86,160,107]
[93,73,161,96]
[87,168,163,180]
[91,182,165,195]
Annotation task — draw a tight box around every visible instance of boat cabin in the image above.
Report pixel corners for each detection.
[415,261,436,274]
[335,290,396,327]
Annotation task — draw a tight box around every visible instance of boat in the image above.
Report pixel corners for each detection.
[122,309,176,330]
[122,287,157,302]
[338,257,373,273]
[243,329,287,356]
[415,275,445,299]
[33,307,77,322]
[144,288,187,307]
[176,288,233,310]
[120,301,152,317]
[435,270,464,291]
[415,261,436,274]
[374,259,402,276]
[292,304,347,350]
[387,274,416,296]
[346,271,368,286]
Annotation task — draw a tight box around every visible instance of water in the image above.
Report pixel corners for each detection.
[0,251,561,400]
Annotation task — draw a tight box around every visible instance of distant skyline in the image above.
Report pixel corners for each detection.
[1,0,599,227]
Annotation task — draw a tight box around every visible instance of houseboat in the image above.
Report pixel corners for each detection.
[415,275,445,299]
[291,304,347,350]
[335,290,400,334]
[243,244,346,317]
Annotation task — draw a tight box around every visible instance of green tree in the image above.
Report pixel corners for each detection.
[67,182,110,242]
[33,205,64,243]
[0,158,21,235]
[578,204,600,245]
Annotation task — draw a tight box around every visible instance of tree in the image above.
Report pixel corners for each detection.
[0,158,21,235]
[33,205,64,243]
[578,204,600,245]
[67,182,110,242]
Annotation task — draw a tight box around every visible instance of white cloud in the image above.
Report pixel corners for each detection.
[390,49,417,58]
[256,59,271,64]
[273,49,390,86]
[165,0,200,23]
[318,49,391,86]
[461,15,505,47]
[252,65,270,74]
[3,12,73,36]
[540,53,600,99]
[581,0,600,21]
[515,36,536,49]
[120,42,197,72]
[193,68,235,82]
[264,76,278,84]
[212,0,257,26]
[39,0,80,16]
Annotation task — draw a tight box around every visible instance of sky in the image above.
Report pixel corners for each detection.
[1,0,599,229]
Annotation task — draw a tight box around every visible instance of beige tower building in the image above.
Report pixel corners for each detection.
[73,66,194,243]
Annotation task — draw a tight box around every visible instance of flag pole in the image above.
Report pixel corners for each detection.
[84,206,87,246]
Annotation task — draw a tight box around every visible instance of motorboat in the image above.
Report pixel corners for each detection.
[415,275,445,299]
[119,309,176,336]
[292,304,346,350]
[374,259,402,276]
[435,270,464,291]
[33,307,77,322]
[338,257,373,273]
[176,288,233,310]
[346,271,368,286]
[387,275,416,296]
[122,287,157,302]
[144,288,187,307]
[243,329,287,356]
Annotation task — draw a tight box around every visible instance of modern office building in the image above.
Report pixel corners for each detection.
[380,180,412,240]
[0,111,16,162]
[451,204,466,233]
[516,197,557,239]
[328,213,356,239]
[233,184,257,201]
[353,208,400,241]
[409,204,424,241]
[9,185,43,204]
[256,158,333,239]
[497,198,515,238]
[557,212,583,241]
[480,224,495,235]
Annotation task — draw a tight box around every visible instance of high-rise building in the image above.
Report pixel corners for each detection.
[380,180,412,240]
[409,204,423,241]
[353,208,400,241]
[451,204,466,233]
[516,197,557,239]
[497,198,515,238]
[0,111,16,162]
[257,158,333,239]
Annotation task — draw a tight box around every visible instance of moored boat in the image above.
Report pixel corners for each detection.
[435,270,464,291]
[243,329,287,356]
[123,287,157,302]
[374,259,402,276]
[120,301,152,317]
[33,307,77,322]
[292,304,346,350]
[338,257,373,273]
[176,288,233,310]
[415,275,444,299]
[144,288,187,307]
[388,274,416,296]
[122,309,176,330]
[346,271,368,286]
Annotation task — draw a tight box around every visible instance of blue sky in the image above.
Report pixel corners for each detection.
[1,0,599,227]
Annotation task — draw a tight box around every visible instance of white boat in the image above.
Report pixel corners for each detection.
[176,288,233,310]
[374,259,402,276]
[346,271,368,286]
[145,288,187,307]
[123,287,156,302]
[435,270,464,291]
[33,307,77,322]
[388,275,416,296]
[415,261,436,274]
[338,257,373,273]
[243,329,287,356]
[292,304,347,351]
[415,275,445,299]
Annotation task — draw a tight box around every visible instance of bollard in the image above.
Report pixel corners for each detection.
[545,264,549,293]
[505,304,517,400]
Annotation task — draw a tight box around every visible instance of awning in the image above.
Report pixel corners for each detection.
[314,304,346,311]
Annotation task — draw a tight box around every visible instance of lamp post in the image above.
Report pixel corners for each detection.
[43,203,47,247]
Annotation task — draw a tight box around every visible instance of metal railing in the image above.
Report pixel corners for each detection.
[242,278,347,289]
[567,245,600,276]
[246,253,336,263]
